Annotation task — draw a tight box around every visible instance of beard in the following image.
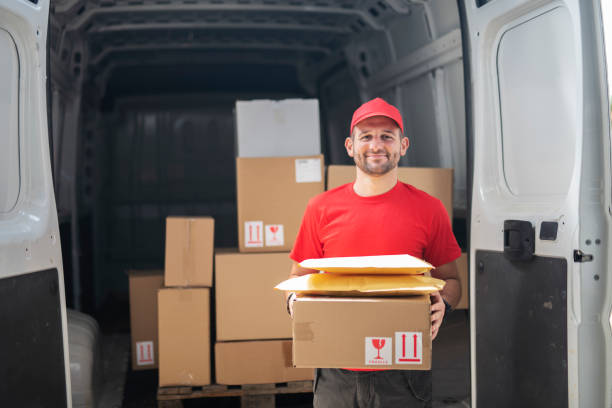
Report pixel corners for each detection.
[353,149,400,175]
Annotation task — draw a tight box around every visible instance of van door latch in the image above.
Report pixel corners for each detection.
[503,220,535,261]
[573,250,593,263]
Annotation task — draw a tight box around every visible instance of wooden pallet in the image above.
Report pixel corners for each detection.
[157,380,313,408]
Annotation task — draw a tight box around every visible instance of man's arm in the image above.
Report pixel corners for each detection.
[429,260,460,340]
[285,261,317,316]
[430,260,460,308]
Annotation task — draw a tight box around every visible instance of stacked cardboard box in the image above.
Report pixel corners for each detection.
[215,251,313,384]
[128,270,164,371]
[293,295,432,369]
[158,216,214,387]
[212,99,321,384]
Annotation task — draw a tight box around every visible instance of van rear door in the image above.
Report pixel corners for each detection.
[462,1,611,407]
[0,0,71,405]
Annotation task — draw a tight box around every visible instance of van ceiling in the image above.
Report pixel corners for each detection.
[50,0,414,101]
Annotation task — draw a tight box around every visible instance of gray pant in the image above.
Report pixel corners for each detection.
[313,368,432,408]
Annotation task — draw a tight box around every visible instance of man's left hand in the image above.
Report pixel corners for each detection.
[430,291,445,340]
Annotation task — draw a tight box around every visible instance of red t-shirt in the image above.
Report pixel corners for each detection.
[290,181,461,266]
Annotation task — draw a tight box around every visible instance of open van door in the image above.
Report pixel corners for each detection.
[462,0,611,407]
[0,0,71,406]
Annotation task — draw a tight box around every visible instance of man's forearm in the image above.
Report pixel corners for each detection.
[440,278,461,309]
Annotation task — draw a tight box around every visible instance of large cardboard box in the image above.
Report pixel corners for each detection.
[326,165,453,220]
[128,270,164,370]
[158,288,211,386]
[215,251,293,341]
[215,340,314,384]
[456,253,469,310]
[293,295,431,370]
[164,216,214,287]
[235,99,321,158]
[236,155,324,252]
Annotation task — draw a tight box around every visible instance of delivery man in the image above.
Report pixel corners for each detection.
[285,97,461,407]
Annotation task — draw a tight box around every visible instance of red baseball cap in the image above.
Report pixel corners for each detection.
[350,97,404,134]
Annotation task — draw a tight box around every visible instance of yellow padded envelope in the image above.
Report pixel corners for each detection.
[299,254,433,275]
[275,273,445,296]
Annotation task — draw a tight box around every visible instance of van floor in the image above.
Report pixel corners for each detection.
[96,301,470,407]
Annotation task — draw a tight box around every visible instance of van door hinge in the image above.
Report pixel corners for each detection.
[573,250,593,263]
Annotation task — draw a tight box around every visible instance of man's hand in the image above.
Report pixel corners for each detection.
[286,292,297,318]
[285,261,317,318]
[430,291,445,340]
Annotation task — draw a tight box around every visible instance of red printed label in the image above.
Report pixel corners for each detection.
[245,221,264,247]
[136,341,154,366]
[395,332,422,364]
[365,337,392,365]
[265,224,284,247]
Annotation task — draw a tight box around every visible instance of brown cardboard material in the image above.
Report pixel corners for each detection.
[456,253,469,310]
[164,216,214,287]
[326,165,453,220]
[158,288,211,386]
[215,340,314,384]
[215,251,293,341]
[236,155,324,252]
[292,295,431,370]
[128,270,164,370]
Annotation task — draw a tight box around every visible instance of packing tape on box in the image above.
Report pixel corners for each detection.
[276,273,445,296]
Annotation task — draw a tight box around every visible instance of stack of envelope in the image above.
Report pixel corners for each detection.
[275,254,444,296]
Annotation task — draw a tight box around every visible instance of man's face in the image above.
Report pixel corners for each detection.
[345,116,408,176]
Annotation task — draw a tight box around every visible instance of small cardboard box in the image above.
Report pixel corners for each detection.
[158,288,211,386]
[128,270,164,370]
[215,251,292,341]
[235,99,321,158]
[326,165,453,220]
[236,155,324,252]
[164,216,214,287]
[215,340,314,385]
[456,253,469,310]
[292,295,431,370]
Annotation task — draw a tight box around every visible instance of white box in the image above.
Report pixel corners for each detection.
[235,99,321,157]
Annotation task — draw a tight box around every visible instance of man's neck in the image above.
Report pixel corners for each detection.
[353,167,398,197]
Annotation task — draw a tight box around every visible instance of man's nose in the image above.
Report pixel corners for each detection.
[369,136,385,150]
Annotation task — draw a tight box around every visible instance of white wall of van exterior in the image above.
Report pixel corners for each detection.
[0,0,72,405]
[464,0,611,406]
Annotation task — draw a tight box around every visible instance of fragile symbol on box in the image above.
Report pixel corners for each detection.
[136,341,154,366]
[365,337,392,365]
[265,224,284,247]
[245,221,264,247]
[395,332,422,364]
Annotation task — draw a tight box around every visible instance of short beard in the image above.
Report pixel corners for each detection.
[354,151,399,176]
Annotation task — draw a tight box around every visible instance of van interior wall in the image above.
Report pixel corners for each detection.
[49,0,467,314]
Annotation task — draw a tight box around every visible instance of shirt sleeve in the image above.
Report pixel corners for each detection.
[290,198,324,263]
[423,198,462,267]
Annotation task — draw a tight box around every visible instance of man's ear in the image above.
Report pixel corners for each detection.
[345,137,354,158]
[400,136,409,156]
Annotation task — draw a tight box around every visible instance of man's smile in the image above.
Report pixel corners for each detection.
[365,153,388,159]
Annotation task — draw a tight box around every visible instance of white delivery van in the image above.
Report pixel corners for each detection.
[0,0,610,407]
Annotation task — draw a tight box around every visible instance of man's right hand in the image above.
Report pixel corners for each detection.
[286,261,317,317]
[286,292,297,317]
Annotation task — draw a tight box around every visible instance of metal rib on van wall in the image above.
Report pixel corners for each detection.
[88,31,337,65]
[64,2,386,32]
[366,28,462,93]
[85,10,356,35]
